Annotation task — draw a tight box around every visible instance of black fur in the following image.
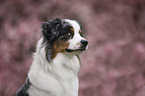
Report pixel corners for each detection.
[42,18,62,42]
[41,18,74,62]
[15,78,31,96]
[41,18,73,42]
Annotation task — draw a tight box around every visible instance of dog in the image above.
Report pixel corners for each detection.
[16,18,88,96]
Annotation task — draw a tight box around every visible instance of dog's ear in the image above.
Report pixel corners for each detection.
[41,18,62,41]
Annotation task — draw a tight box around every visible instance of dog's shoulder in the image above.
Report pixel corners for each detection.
[15,78,31,96]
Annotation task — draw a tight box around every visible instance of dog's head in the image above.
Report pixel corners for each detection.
[41,18,88,61]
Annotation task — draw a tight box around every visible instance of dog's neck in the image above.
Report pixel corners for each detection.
[32,38,80,74]
[52,53,80,75]
[28,39,80,96]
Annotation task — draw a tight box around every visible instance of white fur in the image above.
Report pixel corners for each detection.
[27,19,87,96]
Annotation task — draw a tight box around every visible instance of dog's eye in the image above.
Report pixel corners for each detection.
[66,28,73,37]
[67,32,71,36]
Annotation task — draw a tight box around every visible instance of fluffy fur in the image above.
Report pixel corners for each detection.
[16,18,88,96]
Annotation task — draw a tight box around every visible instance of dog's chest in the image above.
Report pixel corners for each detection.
[51,54,80,96]
[28,53,80,96]
[52,53,80,76]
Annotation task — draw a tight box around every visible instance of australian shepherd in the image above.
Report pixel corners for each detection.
[16,18,88,96]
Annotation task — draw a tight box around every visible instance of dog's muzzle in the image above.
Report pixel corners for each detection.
[66,40,88,52]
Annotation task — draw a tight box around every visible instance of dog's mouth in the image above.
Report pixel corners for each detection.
[65,48,86,52]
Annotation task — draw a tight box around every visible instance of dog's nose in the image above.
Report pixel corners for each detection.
[81,40,88,46]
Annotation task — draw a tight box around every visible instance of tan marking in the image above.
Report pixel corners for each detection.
[52,41,69,59]
[70,28,74,32]
[76,42,80,45]
[79,30,81,34]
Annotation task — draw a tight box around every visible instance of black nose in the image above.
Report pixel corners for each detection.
[81,40,88,46]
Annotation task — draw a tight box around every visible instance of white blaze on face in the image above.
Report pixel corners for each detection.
[64,19,87,50]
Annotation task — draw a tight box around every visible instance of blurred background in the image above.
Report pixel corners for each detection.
[0,0,145,96]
